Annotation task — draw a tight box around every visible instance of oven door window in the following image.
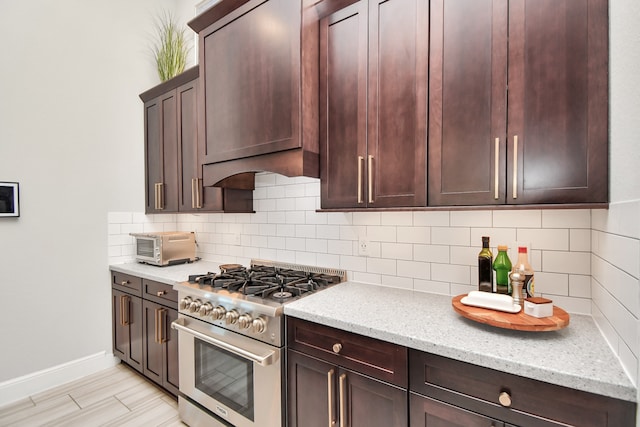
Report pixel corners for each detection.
[194,338,254,421]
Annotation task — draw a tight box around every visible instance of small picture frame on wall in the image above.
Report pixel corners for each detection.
[0,182,20,217]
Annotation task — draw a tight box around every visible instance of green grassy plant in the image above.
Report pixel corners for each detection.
[152,11,190,82]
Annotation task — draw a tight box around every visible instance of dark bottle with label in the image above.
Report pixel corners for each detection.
[493,245,512,294]
[478,236,493,292]
[513,246,535,298]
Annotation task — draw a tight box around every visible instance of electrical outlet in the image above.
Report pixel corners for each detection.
[358,237,370,256]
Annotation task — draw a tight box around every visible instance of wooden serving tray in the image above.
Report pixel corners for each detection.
[452,294,570,332]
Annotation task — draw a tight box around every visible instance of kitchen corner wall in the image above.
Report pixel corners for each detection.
[108,172,639,388]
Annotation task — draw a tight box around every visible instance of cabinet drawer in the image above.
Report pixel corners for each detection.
[287,317,407,387]
[143,279,178,307]
[409,350,635,427]
[111,271,142,296]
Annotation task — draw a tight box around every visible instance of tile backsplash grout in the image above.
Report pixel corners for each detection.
[107,173,640,387]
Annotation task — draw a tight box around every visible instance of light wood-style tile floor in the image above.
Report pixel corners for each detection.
[0,363,186,427]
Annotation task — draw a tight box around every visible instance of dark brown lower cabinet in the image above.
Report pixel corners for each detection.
[409,350,636,427]
[112,288,143,373]
[410,393,504,427]
[111,271,179,396]
[288,349,407,427]
[142,300,179,396]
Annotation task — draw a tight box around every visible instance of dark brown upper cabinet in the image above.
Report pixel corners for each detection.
[428,0,609,206]
[320,0,428,209]
[188,0,320,188]
[140,67,253,213]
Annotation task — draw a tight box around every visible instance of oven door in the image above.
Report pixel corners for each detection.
[172,315,283,427]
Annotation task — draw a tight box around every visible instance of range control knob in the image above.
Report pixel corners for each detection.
[188,299,202,313]
[179,297,192,310]
[251,317,267,334]
[211,306,226,320]
[238,313,253,329]
[225,309,239,325]
[199,302,213,317]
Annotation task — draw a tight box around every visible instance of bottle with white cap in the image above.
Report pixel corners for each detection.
[513,246,535,298]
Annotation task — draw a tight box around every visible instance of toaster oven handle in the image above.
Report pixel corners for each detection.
[171,318,277,367]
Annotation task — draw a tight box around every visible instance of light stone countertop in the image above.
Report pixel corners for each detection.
[284,281,637,403]
[109,262,636,402]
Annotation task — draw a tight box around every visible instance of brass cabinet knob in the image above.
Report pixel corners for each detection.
[498,391,512,407]
[332,343,342,354]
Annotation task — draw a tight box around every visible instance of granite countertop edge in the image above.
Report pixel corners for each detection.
[109,262,637,403]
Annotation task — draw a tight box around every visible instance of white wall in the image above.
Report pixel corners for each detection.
[606,0,640,416]
[0,0,195,391]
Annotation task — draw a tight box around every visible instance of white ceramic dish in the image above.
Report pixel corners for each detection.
[461,291,522,314]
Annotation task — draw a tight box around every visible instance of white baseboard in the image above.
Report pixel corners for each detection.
[0,351,119,407]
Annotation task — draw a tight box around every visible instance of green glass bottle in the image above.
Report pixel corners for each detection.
[478,236,493,292]
[493,245,512,294]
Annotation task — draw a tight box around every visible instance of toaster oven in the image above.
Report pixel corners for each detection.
[130,232,196,266]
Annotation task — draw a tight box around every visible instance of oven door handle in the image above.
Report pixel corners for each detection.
[171,318,278,367]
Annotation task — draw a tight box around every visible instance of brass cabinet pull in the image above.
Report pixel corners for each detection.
[332,343,342,354]
[357,156,364,204]
[160,309,167,343]
[158,183,164,209]
[154,183,159,210]
[121,280,128,286]
[191,179,196,209]
[196,178,202,209]
[154,308,168,344]
[327,369,335,427]
[339,373,347,427]
[367,155,374,204]
[156,290,166,297]
[120,295,130,326]
[154,308,160,343]
[512,136,518,199]
[494,138,500,200]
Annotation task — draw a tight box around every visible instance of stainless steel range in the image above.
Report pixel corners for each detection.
[171,259,346,427]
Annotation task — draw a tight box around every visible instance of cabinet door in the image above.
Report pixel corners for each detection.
[506,0,608,204]
[177,78,225,212]
[164,307,179,395]
[410,393,503,427]
[142,300,164,386]
[367,0,428,207]
[320,1,368,209]
[199,0,301,164]
[287,349,334,427]
[112,289,143,373]
[340,367,407,427]
[144,92,179,213]
[428,0,508,206]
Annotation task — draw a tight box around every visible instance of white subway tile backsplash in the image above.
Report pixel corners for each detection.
[381,275,414,290]
[470,228,517,248]
[367,258,396,275]
[382,243,413,260]
[542,251,590,275]
[353,211,382,226]
[542,209,591,229]
[328,240,353,256]
[593,230,640,279]
[285,211,306,225]
[413,211,449,227]
[367,226,397,242]
[432,263,470,285]
[106,172,636,371]
[396,260,430,280]
[381,211,413,226]
[570,229,591,252]
[493,209,541,228]
[450,210,492,227]
[517,228,569,251]
[414,245,450,264]
[432,227,470,246]
[414,279,450,295]
[568,274,591,298]
[277,224,295,237]
[534,272,569,296]
[397,226,430,244]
